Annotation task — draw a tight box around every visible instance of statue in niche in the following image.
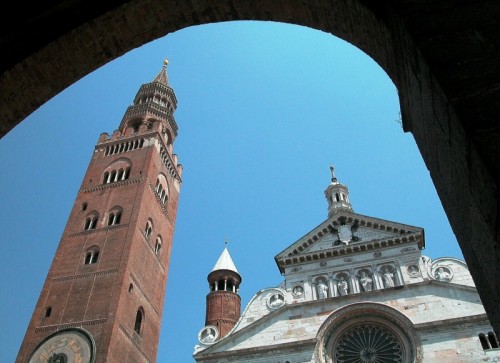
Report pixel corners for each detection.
[383,271,395,287]
[292,285,304,297]
[407,265,419,277]
[359,271,373,291]
[337,276,349,296]
[435,267,451,280]
[317,281,329,299]
[268,293,285,308]
[201,327,216,343]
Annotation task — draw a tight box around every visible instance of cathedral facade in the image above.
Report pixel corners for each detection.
[194,167,500,362]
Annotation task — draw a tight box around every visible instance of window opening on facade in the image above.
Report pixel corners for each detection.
[84,250,99,265]
[154,237,162,255]
[155,175,169,204]
[108,210,122,226]
[103,167,131,184]
[134,308,144,335]
[84,215,98,230]
[487,332,500,349]
[45,307,52,317]
[144,220,153,238]
[82,202,88,211]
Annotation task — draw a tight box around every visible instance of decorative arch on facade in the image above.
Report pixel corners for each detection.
[155,173,169,204]
[102,158,132,184]
[314,302,423,363]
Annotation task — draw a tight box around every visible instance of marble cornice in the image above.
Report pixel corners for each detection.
[278,233,422,270]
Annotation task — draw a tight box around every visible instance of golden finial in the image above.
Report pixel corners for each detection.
[163,58,169,67]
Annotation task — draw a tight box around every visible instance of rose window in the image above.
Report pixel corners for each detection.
[334,324,403,363]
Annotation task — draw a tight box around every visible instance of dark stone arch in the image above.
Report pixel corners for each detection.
[0,0,498,337]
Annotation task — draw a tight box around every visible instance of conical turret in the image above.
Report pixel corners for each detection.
[202,242,242,342]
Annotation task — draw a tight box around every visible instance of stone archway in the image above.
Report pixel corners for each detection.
[1,0,498,337]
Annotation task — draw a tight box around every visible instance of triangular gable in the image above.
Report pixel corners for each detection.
[303,225,403,254]
[274,211,424,273]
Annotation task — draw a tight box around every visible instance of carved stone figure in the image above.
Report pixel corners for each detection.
[435,267,451,280]
[202,328,216,343]
[337,277,349,296]
[269,293,285,308]
[317,281,329,299]
[383,271,394,287]
[359,271,373,291]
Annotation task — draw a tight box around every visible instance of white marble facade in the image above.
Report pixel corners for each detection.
[193,177,500,362]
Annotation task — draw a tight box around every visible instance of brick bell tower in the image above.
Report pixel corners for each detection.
[198,243,241,345]
[16,59,183,363]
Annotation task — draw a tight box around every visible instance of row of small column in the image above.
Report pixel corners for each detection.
[210,279,238,294]
[105,138,144,156]
[103,168,130,184]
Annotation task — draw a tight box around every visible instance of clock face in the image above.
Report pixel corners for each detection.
[338,225,352,244]
[29,329,95,363]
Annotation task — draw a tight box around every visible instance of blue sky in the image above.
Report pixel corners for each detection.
[0,21,463,362]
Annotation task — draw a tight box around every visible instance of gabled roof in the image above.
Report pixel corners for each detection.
[274,210,424,274]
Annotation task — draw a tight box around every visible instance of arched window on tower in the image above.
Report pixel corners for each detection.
[103,171,109,183]
[155,174,169,205]
[107,207,122,226]
[102,160,132,184]
[84,247,100,265]
[84,213,99,230]
[144,219,153,239]
[154,236,162,255]
[134,308,144,335]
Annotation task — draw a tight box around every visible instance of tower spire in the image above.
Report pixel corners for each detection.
[119,59,178,138]
[324,164,353,217]
[152,58,171,86]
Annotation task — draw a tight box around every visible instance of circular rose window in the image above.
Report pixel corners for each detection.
[334,323,403,362]
[314,303,422,363]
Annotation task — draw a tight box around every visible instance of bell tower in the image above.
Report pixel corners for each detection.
[199,243,241,344]
[16,60,183,363]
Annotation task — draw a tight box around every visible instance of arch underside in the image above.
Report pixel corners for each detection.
[1,0,498,338]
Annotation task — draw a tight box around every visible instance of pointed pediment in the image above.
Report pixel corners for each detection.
[274,211,424,273]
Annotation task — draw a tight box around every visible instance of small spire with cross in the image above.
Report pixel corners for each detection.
[330,164,338,184]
